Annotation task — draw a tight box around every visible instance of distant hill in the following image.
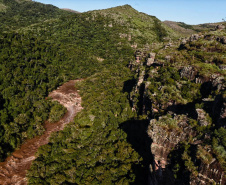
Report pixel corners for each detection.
[0,0,72,31]
[164,20,226,36]
[163,20,196,35]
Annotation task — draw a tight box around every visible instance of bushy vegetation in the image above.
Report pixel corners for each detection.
[0,0,225,184]
[213,127,226,170]
[0,2,139,161]
[27,66,141,185]
[0,1,177,183]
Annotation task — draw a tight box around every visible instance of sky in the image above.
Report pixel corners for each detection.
[34,0,226,25]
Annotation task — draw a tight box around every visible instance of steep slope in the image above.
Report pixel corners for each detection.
[90,5,180,44]
[128,27,226,184]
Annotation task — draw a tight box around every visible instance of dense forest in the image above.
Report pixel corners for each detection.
[0,0,225,184]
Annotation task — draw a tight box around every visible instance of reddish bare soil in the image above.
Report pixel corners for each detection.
[0,80,83,185]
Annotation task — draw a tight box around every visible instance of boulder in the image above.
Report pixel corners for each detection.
[147,53,156,66]
[217,36,226,44]
[189,34,200,42]
[165,55,171,62]
[196,109,211,126]
[180,66,197,80]
[219,65,226,70]
[181,38,187,45]
[215,24,225,30]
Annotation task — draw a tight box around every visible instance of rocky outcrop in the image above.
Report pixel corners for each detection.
[191,159,225,185]
[219,65,226,70]
[216,36,226,44]
[147,113,225,185]
[215,24,225,30]
[147,53,156,66]
[147,115,196,184]
[148,115,194,168]
[189,34,201,42]
[196,109,211,126]
[180,66,197,80]
[181,38,187,45]
[211,74,225,91]
[127,35,226,185]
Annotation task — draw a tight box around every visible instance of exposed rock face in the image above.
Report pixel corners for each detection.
[137,70,145,87]
[191,159,225,185]
[211,74,225,91]
[147,114,226,185]
[148,116,193,167]
[181,38,187,45]
[164,42,173,49]
[147,115,195,185]
[128,36,226,185]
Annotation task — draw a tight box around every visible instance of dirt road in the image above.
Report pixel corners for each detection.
[0,80,83,185]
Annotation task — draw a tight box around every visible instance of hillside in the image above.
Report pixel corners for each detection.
[163,20,226,36]
[0,0,71,31]
[0,2,178,184]
[90,5,180,43]
[0,1,225,185]
[163,21,196,36]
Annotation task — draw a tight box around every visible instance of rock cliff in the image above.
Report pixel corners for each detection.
[127,30,226,184]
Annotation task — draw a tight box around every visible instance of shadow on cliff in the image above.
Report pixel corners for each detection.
[120,119,153,185]
[123,79,137,94]
[166,81,223,122]
[167,102,198,120]
[123,78,137,107]
[167,144,199,185]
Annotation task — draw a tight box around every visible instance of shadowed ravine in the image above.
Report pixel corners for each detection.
[0,80,83,185]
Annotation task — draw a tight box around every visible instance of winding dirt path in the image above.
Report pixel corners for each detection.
[0,80,83,185]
